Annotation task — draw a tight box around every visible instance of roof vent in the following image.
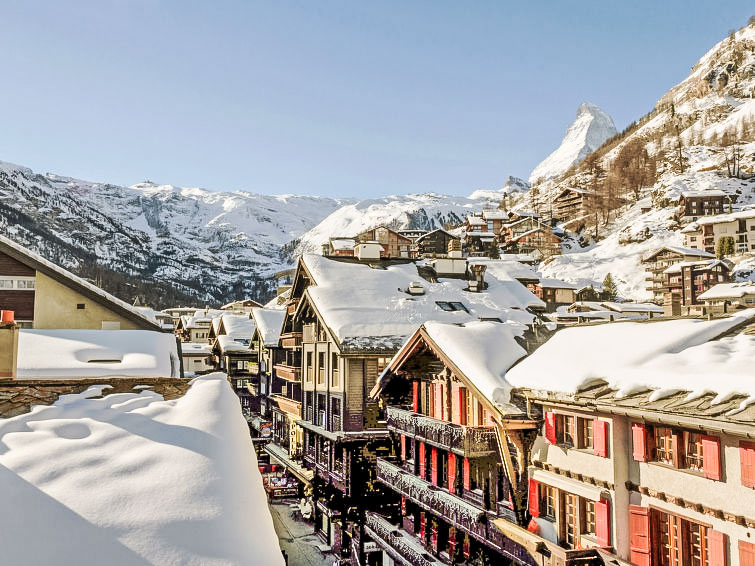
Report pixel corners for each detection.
[408,282,425,295]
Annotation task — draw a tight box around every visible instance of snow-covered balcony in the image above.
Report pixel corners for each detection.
[376,458,515,551]
[364,511,447,566]
[386,406,498,458]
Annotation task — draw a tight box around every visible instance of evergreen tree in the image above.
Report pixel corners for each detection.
[602,272,618,301]
[716,236,735,258]
[488,237,500,259]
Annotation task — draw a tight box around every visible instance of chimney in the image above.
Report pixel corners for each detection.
[0,310,19,380]
[469,264,487,293]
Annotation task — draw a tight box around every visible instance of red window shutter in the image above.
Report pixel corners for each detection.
[708,530,727,566]
[628,505,651,566]
[412,381,419,413]
[740,540,755,566]
[463,457,470,490]
[429,383,436,418]
[431,447,438,486]
[448,453,457,494]
[593,419,608,457]
[595,498,611,547]
[435,383,444,421]
[632,423,647,462]
[702,435,722,481]
[544,412,556,444]
[740,441,755,488]
[419,442,426,478]
[400,434,406,460]
[458,386,467,426]
[528,478,540,518]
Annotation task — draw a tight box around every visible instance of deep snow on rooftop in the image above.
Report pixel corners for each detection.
[0,373,283,565]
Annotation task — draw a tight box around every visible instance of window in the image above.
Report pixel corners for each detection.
[543,485,557,519]
[564,493,579,548]
[306,352,313,382]
[435,301,468,312]
[16,279,34,289]
[330,353,339,387]
[0,279,13,288]
[317,352,325,385]
[583,500,596,535]
[653,509,710,566]
[654,427,675,465]
[684,432,704,472]
[376,357,391,373]
[556,414,576,447]
[77,303,86,310]
[578,417,593,449]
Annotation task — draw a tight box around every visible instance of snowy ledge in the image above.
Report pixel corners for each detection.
[0,373,283,566]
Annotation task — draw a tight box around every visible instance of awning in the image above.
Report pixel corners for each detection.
[530,468,609,502]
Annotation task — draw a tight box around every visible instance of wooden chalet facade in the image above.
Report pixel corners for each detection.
[356,226,414,258]
[503,228,562,260]
[279,259,394,558]
[415,229,461,257]
[552,188,596,223]
[664,259,732,315]
[642,247,716,304]
[677,191,726,222]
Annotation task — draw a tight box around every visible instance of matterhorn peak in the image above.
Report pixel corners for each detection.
[528,101,617,184]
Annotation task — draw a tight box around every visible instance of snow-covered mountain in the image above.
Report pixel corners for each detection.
[0,161,493,305]
[529,102,617,184]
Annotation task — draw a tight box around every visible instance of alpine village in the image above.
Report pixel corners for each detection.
[2,12,755,566]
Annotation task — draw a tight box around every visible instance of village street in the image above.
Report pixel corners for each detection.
[269,500,340,566]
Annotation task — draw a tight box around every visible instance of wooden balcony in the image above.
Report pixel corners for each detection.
[280,332,302,349]
[386,406,498,458]
[376,458,517,551]
[274,363,301,382]
[269,394,301,418]
[364,512,447,566]
[286,298,300,316]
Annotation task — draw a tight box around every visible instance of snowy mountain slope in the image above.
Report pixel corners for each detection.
[528,102,617,184]
[468,175,530,201]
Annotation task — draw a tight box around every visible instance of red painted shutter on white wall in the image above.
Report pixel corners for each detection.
[593,419,608,457]
[412,381,419,413]
[595,498,611,547]
[702,435,722,481]
[740,441,755,488]
[708,530,727,566]
[544,412,556,444]
[632,424,647,462]
[628,505,651,566]
[740,540,755,566]
[528,479,539,518]
[448,453,456,494]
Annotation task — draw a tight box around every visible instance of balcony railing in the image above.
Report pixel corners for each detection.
[376,458,512,554]
[386,406,497,457]
[280,332,302,349]
[274,363,301,382]
[331,413,342,432]
[364,512,445,566]
[286,298,299,316]
[269,394,301,417]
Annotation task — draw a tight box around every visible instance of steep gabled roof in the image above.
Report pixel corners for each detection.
[0,235,163,331]
[251,308,286,347]
[642,245,715,262]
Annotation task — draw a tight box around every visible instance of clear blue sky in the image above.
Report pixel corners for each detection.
[1,1,752,198]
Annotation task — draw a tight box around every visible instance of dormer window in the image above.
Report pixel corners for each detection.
[435,301,468,312]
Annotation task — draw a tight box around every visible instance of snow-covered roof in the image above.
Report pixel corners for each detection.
[183,309,225,329]
[300,254,543,348]
[252,308,286,347]
[466,216,486,226]
[219,313,254,338]
[330,237,356,251]
[506,312,755,410]
[0,373,283,565]
[643,246,715,261]
[694,208,755,225]
[663,258,730,274]
[680,223,700,233]
[538,277,578,290]
[481,209,508,220]
[698,281,755,300]
[180,342,212,356]
[600,301,664,313]
[216,334,252,354]
[680,189,726,198]
[17,330,180,379]
[416,228,458,242]
[422,321,527,413]
[0,235,161,331]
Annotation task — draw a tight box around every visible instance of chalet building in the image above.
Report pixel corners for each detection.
[278,253,546,561]
[208,312,256,374]
[698,282,755,313]
[499,216,552,244]
[682,209,755,255]
[552,188,596,224]
[162,306,197,328]
[175,309,224,342]
[503,228,563,260]
[356,226,414,259]
[415,229,461,257]
[398,229,429,242]
[463,214,498,257]
[327,238,358,257]
[180,341,214,375]
[481,207,509,234]
[642,247,716,304]
[677,190,727,222]
[365,320,627,566]
[505,312,755,566]
[663,259,733,316]
[0,235,163,332]
[529,278,579,313]
[220,298,263,312]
